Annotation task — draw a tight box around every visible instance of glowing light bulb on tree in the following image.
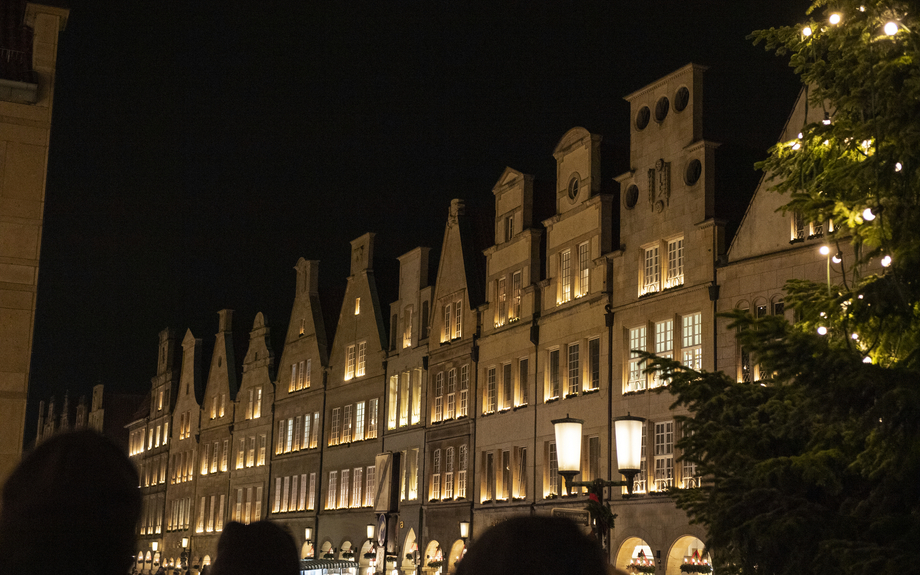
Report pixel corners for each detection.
[829,13,842,25]
[884,21,898,35]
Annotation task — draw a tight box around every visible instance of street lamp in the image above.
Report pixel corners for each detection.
[179,537,190,574]
[552,414,645,550]
[459,520,470,543]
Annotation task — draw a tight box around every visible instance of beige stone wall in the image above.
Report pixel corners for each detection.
[0,2,68,489]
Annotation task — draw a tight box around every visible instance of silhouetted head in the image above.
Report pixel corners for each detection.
[0,430,141,575]
[455,515,607,575]
[210,521,299,575]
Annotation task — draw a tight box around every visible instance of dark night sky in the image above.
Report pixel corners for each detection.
[26,1,810,444]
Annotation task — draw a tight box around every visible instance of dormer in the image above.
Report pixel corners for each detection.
[552,127,602,216]
[492,168,536,245]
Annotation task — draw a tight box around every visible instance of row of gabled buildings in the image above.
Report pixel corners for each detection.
[124,63,838,575]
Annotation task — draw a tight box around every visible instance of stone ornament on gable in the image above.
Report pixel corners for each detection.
[647,158,671,213]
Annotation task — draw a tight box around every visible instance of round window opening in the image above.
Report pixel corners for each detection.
[685,159,702,185]
[635,106,651,130]
[624,184,639,209]
[655,97,670,122]
[568,177,580,201]
[674,86,690,112]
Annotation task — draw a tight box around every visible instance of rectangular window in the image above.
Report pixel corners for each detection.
[273,477,282,513]
[345,345,356,380]
[388,374,398,429]
[514,447,527,499]
[548,349,560,398]
[339,469,350,509]
[247,436,255,467]
[411,369,422,425]
[258,435,266,466]
[502,363,512,410]
[302,413,310,449]
[682,313,702,369]
[409,447,419,500]
[654,421,674,491]
[200,443,209,476]
[353,468,363,508]
[485,367,496,413]
[400,450,407,501]
[505,213,514,242]
[210,441,219,473]
[218,395,224,418]
[444,447,454,500]
[399,372,410,427]
[289,476,298,513]
[355,401,365,441]
[443,368,455,419]
[254,387,262,419]
[308,473,316,510]
[496,277,507,327]
[281,476,290,513]
[578,242,590,297]
[459,365,469,417]
[356,341,366,376]
[586,436,600,484]
[484,451,494,501]
[421,300,430,340]
[442,303,451,343]
[518,358,529,405]
[511,270,522,321]
[221,439,229,472]
[560,249,572,303]
[501,450,511,500]
[628,326,647,392]
[216,494,225,531]
[666,238,684,288]
[434,372,444,422]
[653,320,673,388]
[304,358,311,388]
[365,466,375,507]
[327,471,337,509]
[275,420,285,455]
[290,363,297,392]
[587,338,600,391]
[458,445,468,498]
[567,343,580,396]
[403,306,413,348]
[642,245,660,295]
[355,297,361,315]
[432,449,441,500]
[453,299,463,339]
[547,442,560,497]
[293,416,302,451]
[367,400,378,439]
[635,422,648,493]
[330,407,341,446]
[285,418,293,453]
[343,404,353,443]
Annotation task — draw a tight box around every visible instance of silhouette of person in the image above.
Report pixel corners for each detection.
[0,430,141,575]
[454,515,608,575]
[209,521,299,575]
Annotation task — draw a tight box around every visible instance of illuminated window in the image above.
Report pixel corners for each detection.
[502,363,512,410]
[365,466,375,507]
[345,345,356,380]
[652,320,673,388]
[566,343,580,396]
[434,372,443,422]
[442,303,451,343]
[560,249,572,303]
[654,421,674,491]
[330,407,341,446]
[355,401,365,441]
[356,342,366,376]
[326,471,337,510]
[577,242,590,297]
[444,447,454,500]
[517,358,529,405]
[388,375,398,429]
[628,326,647,392]
[459,365,469,417]
[547,349,560,399]
[210,441,218,473]
[666,238,684,288]
[453,300,462,339]
[635,423,648,493]
[352,468,363,508]
[411,369,421,424]
[682,313,702,369]
[511,271,522,321]
[258,435,266,466]
[587,339,600,391]
[308,473,316,510]
[546,442,559,497]
[496,277,507,327]
[485,367,496,413]
[366,400,378,439]
[431,449,441,501]
[445,368,456,419]
[399,372,410,426]
[408,448,419,500]
[458,445,468,498]
[253,388,262,419]
[403,307,413,349]
[505,214,514,242]
[221,440,228,471]
[339,469,350,509]
[343,404,353,443]
[514,446,527,499]
[355,297,361,315]
[641,246,660,295]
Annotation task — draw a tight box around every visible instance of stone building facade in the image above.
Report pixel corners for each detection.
[0,0,69,486]
[119,64,827,575]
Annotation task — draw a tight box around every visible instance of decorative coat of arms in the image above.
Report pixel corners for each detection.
[647,158,671,212]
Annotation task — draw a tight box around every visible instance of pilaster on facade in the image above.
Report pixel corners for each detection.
[318,232,388,561]
[192,310,240,563]
[270,258,328,558]
[163,329,204,570]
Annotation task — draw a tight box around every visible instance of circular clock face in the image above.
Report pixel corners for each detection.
[377,514,388,546]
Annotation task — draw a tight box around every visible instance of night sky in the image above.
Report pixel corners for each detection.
[26,0,810,444]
